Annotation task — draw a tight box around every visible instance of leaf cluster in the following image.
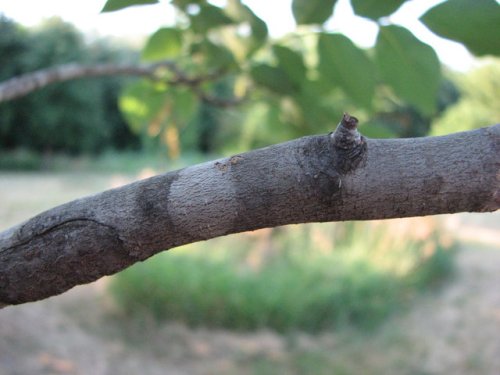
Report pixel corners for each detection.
[102,0,500,151]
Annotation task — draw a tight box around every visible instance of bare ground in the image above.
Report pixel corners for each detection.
[0,172,499,374]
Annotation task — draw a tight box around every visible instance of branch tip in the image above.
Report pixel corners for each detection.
[330,113,366,173]
[331,112,363,150]
[341,112,359,130]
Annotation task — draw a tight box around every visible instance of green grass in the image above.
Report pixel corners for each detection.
[109,220,455,333]
[0,149,212,173]
[0,149,44,170]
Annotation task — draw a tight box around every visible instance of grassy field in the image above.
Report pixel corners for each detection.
[110,220,454,332]
[0,166,499,374]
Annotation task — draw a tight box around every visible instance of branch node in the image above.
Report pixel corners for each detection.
[331,112,362,149]
[330,113,367,173]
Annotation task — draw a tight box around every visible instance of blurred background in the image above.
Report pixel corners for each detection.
[0,0,499,374]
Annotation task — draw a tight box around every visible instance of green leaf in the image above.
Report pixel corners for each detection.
[292,0,337,25]
[191,4,234,33]
[224,0,268,58]
[171,0,206,11]
[226,0,268,41]
[421,0,500,56]
[358,121,397,138]
[293,80,342,134]
[351,0,407,20]
[171,88,198,124]
[190,40,236,70]
[318,33,375,109]
[247,10,267,43]
[142,28,182,61]
[250,64,297,95]
[273,45,307,88]
[375,25,441,114]
[119,80,168,134]
[101,0,158,12]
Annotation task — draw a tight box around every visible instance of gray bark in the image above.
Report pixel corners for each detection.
[0,115,499,307]
[0,61,226,104]
[0,63,161,103]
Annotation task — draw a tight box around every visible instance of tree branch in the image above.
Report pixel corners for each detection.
[0,61,241,106]
[0,115,499,307]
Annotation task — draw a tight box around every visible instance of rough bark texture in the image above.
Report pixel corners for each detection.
[0,115,499,307]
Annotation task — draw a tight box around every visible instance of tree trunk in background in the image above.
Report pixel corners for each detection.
[0,115,498,307]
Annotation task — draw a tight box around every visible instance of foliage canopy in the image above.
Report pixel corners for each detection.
[1,1,498,156]
[103,0,499,154]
